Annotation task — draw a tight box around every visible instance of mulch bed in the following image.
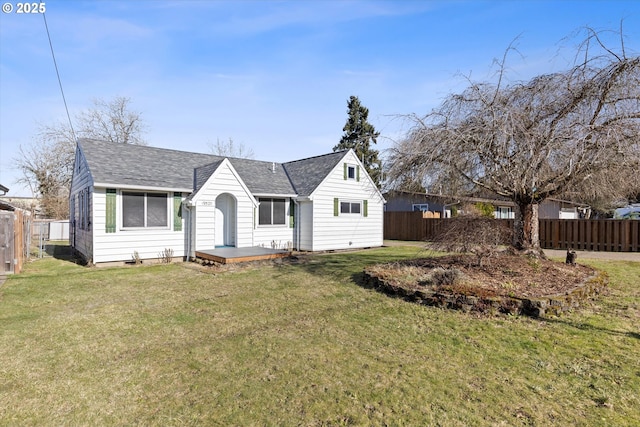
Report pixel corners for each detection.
[363,252,607,316]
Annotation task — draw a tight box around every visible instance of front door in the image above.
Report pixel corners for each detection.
[214,193,236,247]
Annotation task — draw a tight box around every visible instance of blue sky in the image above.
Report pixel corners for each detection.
[1,0,638,196]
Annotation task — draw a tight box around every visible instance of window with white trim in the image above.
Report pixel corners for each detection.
[343,163,360,181]
[122,191,169,228]
[258,198,286,225]
[412,203,429,212]
[340,201,362,215]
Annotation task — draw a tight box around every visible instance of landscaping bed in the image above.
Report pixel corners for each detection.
[363,252,608,317]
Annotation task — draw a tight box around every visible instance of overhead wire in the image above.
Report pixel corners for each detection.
[41,1,76,141]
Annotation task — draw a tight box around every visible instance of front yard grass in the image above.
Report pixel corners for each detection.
[1,245,639,426]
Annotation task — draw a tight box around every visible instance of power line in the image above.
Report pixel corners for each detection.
[41,4,76,141]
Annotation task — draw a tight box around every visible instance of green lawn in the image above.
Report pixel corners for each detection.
[1,244,639,426]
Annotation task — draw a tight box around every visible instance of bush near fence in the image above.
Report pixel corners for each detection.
[384,212,640,252]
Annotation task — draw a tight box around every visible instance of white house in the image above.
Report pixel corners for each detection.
[69,139,385,264]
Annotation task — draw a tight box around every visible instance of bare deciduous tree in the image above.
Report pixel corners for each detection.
[208,137,255,159]
[14,96,147,218]
[387,28,640,251]
[15,131,74,218]
[77,97,147,145]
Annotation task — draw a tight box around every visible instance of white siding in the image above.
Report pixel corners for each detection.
[298,201,313,251]
[92,188,186,263]
[253,199,294,249]
[192,160,255,251]
[308,151,384,251]
[253,226,294,249]
[193,203,215,251]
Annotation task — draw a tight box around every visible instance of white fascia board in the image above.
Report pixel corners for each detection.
[253,193,298,198]
[93,182,193,193]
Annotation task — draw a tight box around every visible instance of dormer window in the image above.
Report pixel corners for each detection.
[343,163,360,181]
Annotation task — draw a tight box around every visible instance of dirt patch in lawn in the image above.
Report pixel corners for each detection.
[363,252,608,316]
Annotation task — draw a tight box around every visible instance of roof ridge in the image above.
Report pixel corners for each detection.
[79,138,348,166]
[283,149,348,165]
[78,138,223,160]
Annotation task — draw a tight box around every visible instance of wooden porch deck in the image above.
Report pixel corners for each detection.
[195,247,290,264]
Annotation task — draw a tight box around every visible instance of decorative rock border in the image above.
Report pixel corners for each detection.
[361,270,608,317]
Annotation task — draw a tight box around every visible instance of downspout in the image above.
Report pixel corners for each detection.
[293,198,300,251]
[184,200,194,260]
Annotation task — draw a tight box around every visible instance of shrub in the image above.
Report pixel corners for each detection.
[430,217,512,266]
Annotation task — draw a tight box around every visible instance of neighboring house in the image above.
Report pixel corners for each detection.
[538,198,591,219]
[384,191,590,219]
[70,139,385,264]
[384,191,516,219]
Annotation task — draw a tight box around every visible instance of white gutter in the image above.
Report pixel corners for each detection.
[293,198,300,251]
[93,182,194,193]
[253,193,299,198]
[183,202,192,260]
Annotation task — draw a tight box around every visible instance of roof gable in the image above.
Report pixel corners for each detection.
[188,158,257,206]
[283,150,348,197]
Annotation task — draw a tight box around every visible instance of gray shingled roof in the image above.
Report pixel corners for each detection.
[193,160,225,192]
[283,151,347,197]
[80,139,215,190]
[78,139,347,197]
[228,157,296,195]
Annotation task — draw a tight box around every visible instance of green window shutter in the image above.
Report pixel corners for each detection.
[105,188,116,233]
[289,201,295,228]
[356,165,360,182]
[334,198,339,216]
[343,163,348,180]
[363,200,368,217]
[173,192,182,231]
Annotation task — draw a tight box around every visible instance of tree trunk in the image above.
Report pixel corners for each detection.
[513,202,540,250]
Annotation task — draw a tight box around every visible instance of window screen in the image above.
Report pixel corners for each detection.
[259,198,286,225]
[123,192,168,228]
[340,201,361,215]
[123,192,145,227]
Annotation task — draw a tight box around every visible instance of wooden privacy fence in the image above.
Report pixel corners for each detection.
[539,219,639,252]
[384,212,640,252]
[0,209,31,274]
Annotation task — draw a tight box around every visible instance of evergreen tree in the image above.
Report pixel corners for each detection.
[333,96,382,187]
